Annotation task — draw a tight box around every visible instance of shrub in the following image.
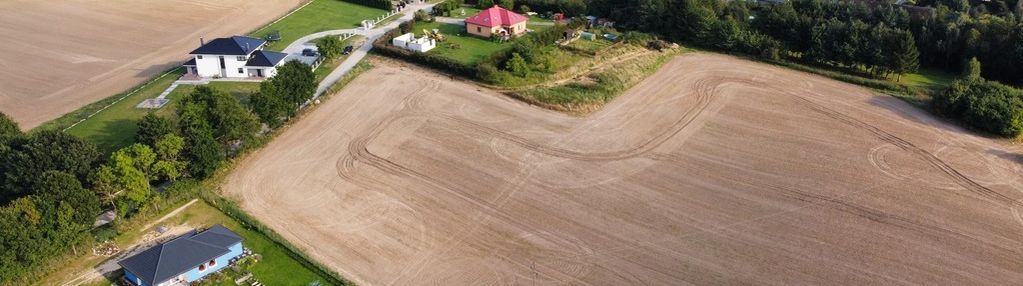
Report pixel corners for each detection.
[933,78,1023,136]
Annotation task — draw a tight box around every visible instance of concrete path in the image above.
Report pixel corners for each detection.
[313,1,437,99]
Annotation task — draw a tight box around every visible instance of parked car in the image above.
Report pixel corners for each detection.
[302,48,318,57]
[265,31,282,42]
[342,45,354,55]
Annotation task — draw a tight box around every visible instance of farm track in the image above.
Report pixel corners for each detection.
[226,53,1023,286]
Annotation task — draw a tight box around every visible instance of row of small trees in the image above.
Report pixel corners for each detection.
[0,61,317,283]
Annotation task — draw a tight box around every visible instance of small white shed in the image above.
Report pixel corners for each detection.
[392,33,436,53]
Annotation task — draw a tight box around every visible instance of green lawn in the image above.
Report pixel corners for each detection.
[414,21,512,65]
[66,70,182,154]
[902,68,957,93]
[66,79,259,154]
[250,0,387,51]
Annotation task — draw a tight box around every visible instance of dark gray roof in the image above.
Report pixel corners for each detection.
[118,224,242,285]
[245,50,289,67]
[183,58,196,66]
[190,36,266,55]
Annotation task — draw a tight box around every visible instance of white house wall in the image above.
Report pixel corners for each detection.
[194,54,251,78]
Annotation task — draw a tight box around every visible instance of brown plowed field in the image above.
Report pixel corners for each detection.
[0,0,303,129]
[224,53,1023,285]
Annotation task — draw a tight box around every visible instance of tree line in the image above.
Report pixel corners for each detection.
[509,0,1022,87]
[510,0,1022,137]
[0,61,316,283]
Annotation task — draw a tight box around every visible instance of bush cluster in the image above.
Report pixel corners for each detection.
[933,78,1023,136]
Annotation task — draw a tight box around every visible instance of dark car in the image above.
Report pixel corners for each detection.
[342,45,354,55]
[302,48,317,57]
[264,31,282,42]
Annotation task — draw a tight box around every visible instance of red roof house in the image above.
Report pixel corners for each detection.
[465,5,528,38]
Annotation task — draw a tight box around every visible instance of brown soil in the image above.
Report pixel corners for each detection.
[224,53,1023,285]
[0,0,304,129]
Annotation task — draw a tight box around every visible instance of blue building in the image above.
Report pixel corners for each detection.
[119,224,244,286]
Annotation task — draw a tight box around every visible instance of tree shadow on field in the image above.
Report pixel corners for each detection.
[134,60,186,78]
[988,149,1023,166]
[865,94,1003,139]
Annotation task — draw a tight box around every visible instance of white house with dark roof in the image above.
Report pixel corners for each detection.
[118,224,244,286]
[184,36,289,79]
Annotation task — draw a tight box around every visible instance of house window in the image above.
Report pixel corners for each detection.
[198,264,207,272]
[238,68,244,74]
[208,259,217,267]
[237,56,247,61]
[197,55,203,59]
[477,27,481,33]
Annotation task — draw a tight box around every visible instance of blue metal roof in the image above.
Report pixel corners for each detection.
[190,36,266,55]
[246,50,289,67]
[118,225,242,285]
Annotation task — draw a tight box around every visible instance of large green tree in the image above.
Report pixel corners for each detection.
[179,85,259,148]
[136,112,174,147]
[891,30,920,81]
[183,123,223,179]
[0,112,19,138]
[0,130,98,203]
[152,134,187,182]
[34,171,100,227]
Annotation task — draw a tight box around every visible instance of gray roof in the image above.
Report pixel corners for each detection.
[118,224,242,285]
[190,36,266,55]
[246,50,289,67]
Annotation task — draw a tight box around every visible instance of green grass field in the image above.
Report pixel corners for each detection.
[414,21,512,64]
[65,70,182,154]
[902,68,957,93]
[250,0,387,51]
[67,80,258,154]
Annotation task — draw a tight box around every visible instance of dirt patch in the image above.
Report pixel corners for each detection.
[0,0,304,129]
[224,53,1023,285]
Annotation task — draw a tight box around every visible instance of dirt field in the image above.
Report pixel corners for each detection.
[224,53,1023,285]
[0,0,304,129]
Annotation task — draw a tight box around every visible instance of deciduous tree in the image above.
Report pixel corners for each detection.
[136,112,174,147]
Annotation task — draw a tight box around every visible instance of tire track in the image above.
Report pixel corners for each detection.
[789,94,1021,208]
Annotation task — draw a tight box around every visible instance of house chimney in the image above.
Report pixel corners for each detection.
[200,37,205,46]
